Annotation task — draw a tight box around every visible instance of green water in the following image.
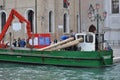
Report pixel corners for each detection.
[0,62,120,80]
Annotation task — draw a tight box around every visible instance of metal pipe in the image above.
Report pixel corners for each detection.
[9,32,12,47]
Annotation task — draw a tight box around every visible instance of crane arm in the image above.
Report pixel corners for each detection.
[0,9,32,42]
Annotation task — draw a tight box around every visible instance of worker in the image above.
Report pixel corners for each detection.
[17,37,21,47]
[70,30,76,39]
[20,38,26,47]
[60,33,70,50]
[12,39,17,47]
[26,38,32,48]
[54,39,58,43]
[70,30,77,50]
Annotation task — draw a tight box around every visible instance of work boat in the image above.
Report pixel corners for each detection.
[0,32,113,68]
[0,9,113,67]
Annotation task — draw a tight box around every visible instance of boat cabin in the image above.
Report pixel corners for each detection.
[75,32,95,51]
[75,32,106,51]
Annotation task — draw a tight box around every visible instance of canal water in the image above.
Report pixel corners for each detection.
[0,62,120,80]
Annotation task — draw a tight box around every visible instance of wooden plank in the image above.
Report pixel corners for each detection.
[38,37,74,51]
[48,38,83,51]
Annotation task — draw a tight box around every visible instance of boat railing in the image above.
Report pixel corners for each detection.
[106,40,120,48]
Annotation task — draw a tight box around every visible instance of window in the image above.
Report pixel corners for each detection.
[49,11,54,32]
[63,13,67,33]
[1,12,6,31]
[77,15,80,33]
[63,14,67,33]
[77,35,84,42]
[27,10,34,32]
[63,0,69,8]
[63,13,69,33]
[89,25,96,33]
[112,0,119,13]
[49,11,52,32]
[85,35,93,43]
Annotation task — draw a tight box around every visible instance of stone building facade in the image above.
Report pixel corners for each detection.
[0,0,120,46]
[0,0,81,42]
[104,0,120,47]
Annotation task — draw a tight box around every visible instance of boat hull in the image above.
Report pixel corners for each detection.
[0,49,113,68]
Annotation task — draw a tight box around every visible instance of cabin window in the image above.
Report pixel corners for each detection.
[77,35,84,42]
[85,35,93,43]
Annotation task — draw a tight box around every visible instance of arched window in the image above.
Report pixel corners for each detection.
[89,25,96,33]
[1,12,6,31]
[27,10,34,32]
[49,11,54,32]
[77,15,80,33]
[63,13,69,33]
[63,14,67,33]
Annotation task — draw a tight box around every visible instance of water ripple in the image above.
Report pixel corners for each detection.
[0,63,120,80]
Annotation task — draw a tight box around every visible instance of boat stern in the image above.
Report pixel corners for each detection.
[100,50,113,66]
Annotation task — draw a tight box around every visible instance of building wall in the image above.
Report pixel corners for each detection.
[0,0,3,5]
[80,0,104,32]
[104,0,120,46]
[0,0,80,42]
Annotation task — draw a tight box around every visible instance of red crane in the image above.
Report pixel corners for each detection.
[0,9,32,48]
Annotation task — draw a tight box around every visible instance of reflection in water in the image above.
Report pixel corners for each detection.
[0,62,120,80]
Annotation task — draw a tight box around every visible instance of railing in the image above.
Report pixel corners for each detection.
[106,40,120,48]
